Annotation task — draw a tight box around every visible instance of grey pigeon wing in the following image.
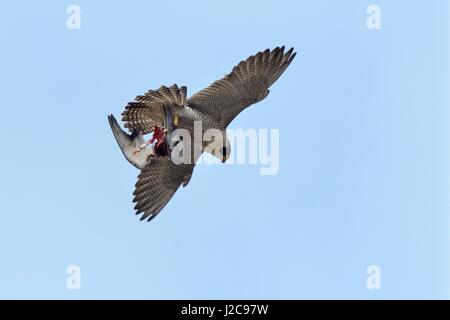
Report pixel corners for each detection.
[108,114,153,169]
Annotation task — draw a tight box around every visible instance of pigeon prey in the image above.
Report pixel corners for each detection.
[108,46,296,221]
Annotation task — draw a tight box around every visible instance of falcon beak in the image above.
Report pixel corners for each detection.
[222,156,227,163]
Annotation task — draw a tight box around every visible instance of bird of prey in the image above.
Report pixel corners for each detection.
[108,46,296,221]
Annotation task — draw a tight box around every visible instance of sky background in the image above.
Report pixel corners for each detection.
[0,0,448,299]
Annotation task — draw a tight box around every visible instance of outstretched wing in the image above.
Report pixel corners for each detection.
[133,157,194,221]
[122,84,187,134]
[187,46,296,127]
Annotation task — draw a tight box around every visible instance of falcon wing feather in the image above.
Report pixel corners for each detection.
[121,84,187,134]
[133,157,194,221]
[187,46,296,127]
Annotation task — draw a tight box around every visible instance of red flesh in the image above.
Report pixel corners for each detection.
[149,126,169,156]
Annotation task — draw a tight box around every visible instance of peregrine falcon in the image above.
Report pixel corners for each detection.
[108,46,296,221]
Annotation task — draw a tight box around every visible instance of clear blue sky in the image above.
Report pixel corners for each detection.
[0,1,448,299]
